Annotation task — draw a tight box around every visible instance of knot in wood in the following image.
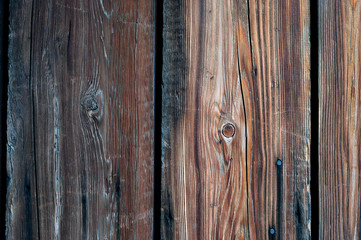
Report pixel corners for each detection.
[83,96,98,112]
[222,122,235,139]
[81,89,104,121]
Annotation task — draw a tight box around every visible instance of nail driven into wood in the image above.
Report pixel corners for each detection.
[276,159,282,166]
[221,122,236,138]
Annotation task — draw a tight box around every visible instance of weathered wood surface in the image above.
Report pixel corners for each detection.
[161,0,310,239]
[319,0,361,238]
[0,1,8,238]
[7,0,154,239]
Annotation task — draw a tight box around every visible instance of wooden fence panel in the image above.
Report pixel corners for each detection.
[7,0,154,239]
[161,0,310,239]
[319,0,361,238]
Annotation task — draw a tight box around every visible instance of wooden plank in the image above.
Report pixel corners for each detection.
[319,0,361,238]
[7,0,154,239]
[161,0,310,239]
[7,0,38,238]
[0,0,8,239]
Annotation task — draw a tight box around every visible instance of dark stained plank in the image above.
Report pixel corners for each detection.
[7,0,154,239]
[161,0,310,239]
[319,0,361,238]
[7,0,39,239]
[0,0,8,238]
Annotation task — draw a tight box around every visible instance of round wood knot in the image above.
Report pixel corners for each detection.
[222,123,235,138]
[84,97,98,112]
[81,89,104,121]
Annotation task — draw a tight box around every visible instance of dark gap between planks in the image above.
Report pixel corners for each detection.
[0,0,9,239]
[153,0,163,238]
[310,0,319,239]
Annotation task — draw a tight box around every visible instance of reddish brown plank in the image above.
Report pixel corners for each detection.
[248,1,311,238]
[7,0,154,239]
[319,0,361,238]
[161,0,310,239]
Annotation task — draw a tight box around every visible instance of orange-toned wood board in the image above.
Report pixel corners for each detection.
[161,0,311,239]
[319,0,361,238]
[6,0,154,239]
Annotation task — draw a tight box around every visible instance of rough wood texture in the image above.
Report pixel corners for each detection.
[7,0,154,239]
[161,0,310,239]
[0,0,8,238]
[319,0,361,238]
[7,0,37,238]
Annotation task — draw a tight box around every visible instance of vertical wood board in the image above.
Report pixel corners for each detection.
[0,1,7,237]
[161,0,310,239]
[7,0,154,239]
[319,0,361,238]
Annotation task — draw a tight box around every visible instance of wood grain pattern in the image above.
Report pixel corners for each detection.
[0,0,8,237]
[161,0,310,239]
[319,0,361,238]
[7,0,38,238]
[7,0,154,239]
